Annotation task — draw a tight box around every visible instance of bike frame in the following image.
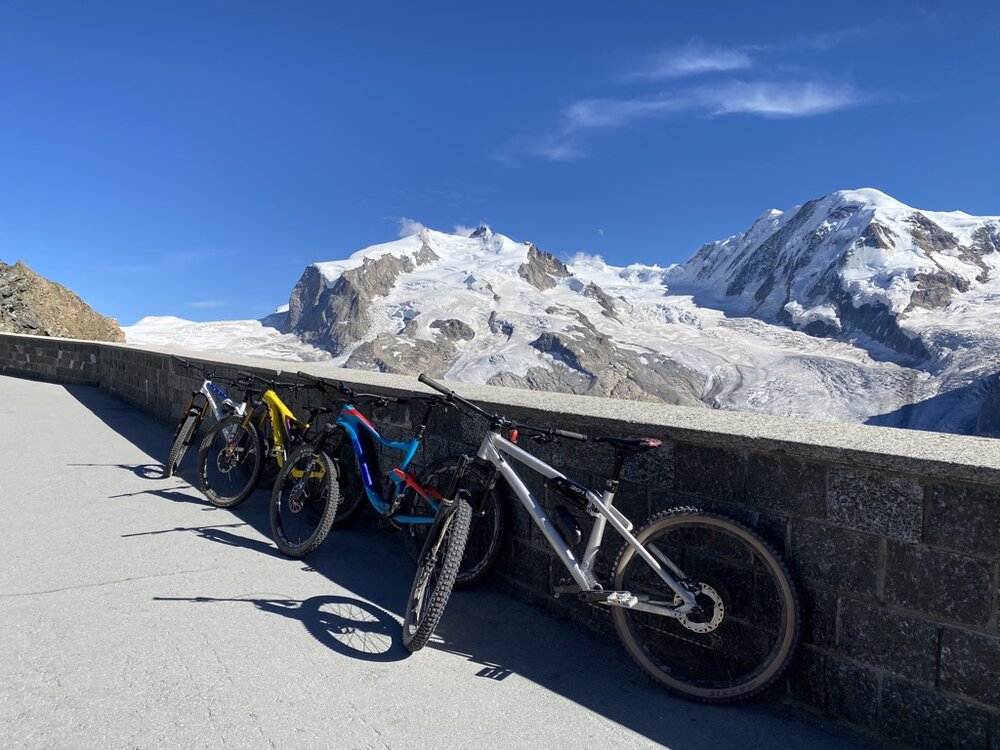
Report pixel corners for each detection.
[475,429,699,615]
[188,378,245,422]
[337,405,439,525]
[232,388,308,467]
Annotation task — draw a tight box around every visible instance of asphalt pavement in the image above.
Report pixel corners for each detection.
[0,374,876,750]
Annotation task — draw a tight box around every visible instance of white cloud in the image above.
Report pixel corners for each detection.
[189,300,227,308]
[532,81,862,161]
[452,224,478,237]
[597,228,605,237]
[630,41,753,81]
[397,217,426,238]
[698,81,862,117]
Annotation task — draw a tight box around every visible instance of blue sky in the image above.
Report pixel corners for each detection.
[0,1,997,325]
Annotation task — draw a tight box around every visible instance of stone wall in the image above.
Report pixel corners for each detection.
[3,331,1000,749]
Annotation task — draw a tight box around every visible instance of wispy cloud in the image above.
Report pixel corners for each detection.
[189,300,227,309]
[534,81,861,161]
[698,81,862,117]
[397,217,426,237]
[508,28,874,164]
[629,40,753,81]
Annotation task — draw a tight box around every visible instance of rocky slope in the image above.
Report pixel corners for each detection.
[125,189,1000,434]
[0,260,125,342]
[668,189,1000,433]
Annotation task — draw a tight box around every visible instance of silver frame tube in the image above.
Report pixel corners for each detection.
[477,430,697,608]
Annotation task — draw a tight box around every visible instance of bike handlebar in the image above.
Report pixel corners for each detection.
[417,373,587,441]
[236,370,307,391]
[296,371,409,406]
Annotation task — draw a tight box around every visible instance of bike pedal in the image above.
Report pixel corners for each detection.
[579,590,639,607]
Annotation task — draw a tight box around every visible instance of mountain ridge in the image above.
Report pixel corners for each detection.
[124,188,1000,435]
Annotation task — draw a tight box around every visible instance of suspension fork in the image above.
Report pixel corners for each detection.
[470,462,501,522]
[416,455,471,559]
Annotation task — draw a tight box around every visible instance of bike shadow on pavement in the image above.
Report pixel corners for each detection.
[70,382,868,750]
[153,593,404,663]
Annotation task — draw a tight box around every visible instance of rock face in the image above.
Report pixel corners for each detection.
[671,189,999,361]
[0,260,125,342]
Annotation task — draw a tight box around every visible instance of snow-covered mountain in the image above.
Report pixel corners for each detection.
[125,189,1000,435]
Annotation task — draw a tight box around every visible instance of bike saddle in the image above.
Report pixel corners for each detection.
[593,435,662,452]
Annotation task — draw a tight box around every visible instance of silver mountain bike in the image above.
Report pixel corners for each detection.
[165,357,248,477]
[417,374,800,703]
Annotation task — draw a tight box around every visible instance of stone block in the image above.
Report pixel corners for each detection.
[688,499,787,552]
[939,628,1000,707]
[927,483,1000,559]
[748,453,827,518]
[787,647,878,724]
[838,599,938,684]
[674,442,745,503]
[884,542,993,626]
[790,521,878,597]
[828,466,923,542]
[606,479,648,526]
[507,539,553,594]
[880,678,990,750]
[621,440,674,489]
[799,586,838,647]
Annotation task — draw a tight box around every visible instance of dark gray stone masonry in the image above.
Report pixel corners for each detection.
[3,330,1000,749]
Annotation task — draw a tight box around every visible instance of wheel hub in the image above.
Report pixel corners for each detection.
[288,484,307,513]
[674,583,725,633]
[216,446,240,474]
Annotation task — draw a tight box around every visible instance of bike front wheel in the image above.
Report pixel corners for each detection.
[197,415,264,508]
[165,409,200,477]
[611,507,800,703]
[402,457,508,588]
[401,498,472,653]
[270,445,340,557]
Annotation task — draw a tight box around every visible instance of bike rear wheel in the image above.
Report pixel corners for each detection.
[197,415,264,508]
[165,410,200,477]
[270,445,340,557]
[402,457,507,588]
[611,507,799,703]
[401,498,472,652]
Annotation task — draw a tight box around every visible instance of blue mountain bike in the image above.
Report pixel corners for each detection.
[269,373,465,557]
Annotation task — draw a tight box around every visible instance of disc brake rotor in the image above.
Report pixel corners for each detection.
[673,583,725,633]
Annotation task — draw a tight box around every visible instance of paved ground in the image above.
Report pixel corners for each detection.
[0,375,876,750]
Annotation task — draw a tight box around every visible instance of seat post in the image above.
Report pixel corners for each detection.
[609,450,626,483]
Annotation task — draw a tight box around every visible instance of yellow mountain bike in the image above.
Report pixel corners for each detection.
[196,371,332,508]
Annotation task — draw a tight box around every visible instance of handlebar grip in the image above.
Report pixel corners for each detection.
[237,370,253,379]
[417,373,452,396]
[553,429,588,442]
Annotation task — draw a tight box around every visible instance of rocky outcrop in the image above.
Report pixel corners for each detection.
[0,260,125,342]
[518,244,572,291]
[287,253,416,355]
[429,318,475,341]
